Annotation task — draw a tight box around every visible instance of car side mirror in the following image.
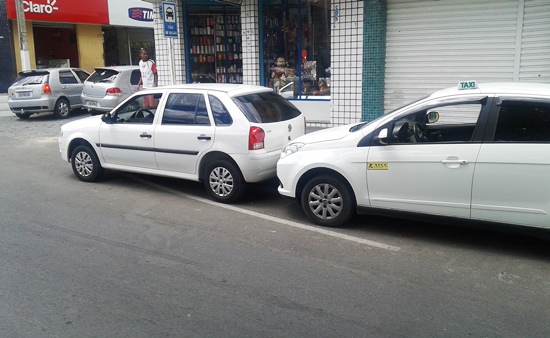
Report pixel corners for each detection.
[101,113,114,124]
[374,128,389,145]
[426,111,439,124]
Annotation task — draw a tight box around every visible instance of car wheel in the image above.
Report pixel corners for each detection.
[15,112,31,119]
[301,175,355,227]
[71,145,104,182]
[54,98,70,119]
[204,159,245,203]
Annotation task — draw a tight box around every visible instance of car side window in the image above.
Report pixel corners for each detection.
[113,93,162,124]
[59,70,79,84]
[73,70,90,82]
[389,103,483,144]
[130,70,141,86]
[494,100,550,142]
[162,93,211,126]
[209,95,233,126]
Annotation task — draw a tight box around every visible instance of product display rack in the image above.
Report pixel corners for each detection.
[189,14,242,84]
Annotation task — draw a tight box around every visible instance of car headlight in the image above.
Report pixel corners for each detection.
[280,142,304,159]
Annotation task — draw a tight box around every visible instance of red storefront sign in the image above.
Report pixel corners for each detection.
[6,0,109,25]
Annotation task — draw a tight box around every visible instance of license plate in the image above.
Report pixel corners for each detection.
[86,100,97,107]
[17,91,31,97]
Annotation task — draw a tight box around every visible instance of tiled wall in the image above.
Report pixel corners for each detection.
[241,0,260,85]
[362,0,386,122]
[153,4,186,86]
[330,0,364,126]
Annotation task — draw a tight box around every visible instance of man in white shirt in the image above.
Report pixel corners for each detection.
[136,48,158,108]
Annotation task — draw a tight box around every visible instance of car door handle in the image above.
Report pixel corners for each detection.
[140,132,152,138]
[197,134,211,141]
[441,159,468,164]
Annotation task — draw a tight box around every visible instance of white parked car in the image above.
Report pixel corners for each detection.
[59,84,305,203]
[277,82,550,229]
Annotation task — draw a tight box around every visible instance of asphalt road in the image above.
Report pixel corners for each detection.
[0,103,549,337]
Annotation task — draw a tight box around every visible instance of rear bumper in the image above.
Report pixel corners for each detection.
[9,97,56,113]
[81,94,124,112]
[232,150,281,183]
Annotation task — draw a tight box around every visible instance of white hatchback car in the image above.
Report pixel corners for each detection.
[277,82,550,230]
[59,84,305,203]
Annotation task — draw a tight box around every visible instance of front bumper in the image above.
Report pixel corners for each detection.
[276,154,303,198]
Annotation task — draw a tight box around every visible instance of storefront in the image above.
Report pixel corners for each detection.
[151,0,336,124]
[7,0,155,73]
[186,5,243,84]
[150,0,549,127]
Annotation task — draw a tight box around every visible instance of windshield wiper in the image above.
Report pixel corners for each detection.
[349,122,369,132]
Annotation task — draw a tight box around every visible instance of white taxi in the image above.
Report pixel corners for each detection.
[277,82,550,229]
[59,84,305,203]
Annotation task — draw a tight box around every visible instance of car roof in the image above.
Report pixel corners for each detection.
[429,82,550,99]
[147,83,273,96]
[18,67,82,75]
[93,65,139,72]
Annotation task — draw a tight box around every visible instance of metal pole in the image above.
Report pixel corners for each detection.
[15,0,31,70]
[127,29,133,65]
[168,38,175,85]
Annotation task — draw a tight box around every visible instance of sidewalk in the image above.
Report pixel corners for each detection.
[0,93,11,116]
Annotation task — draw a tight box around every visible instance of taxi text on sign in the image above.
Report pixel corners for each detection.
[162,1,177,38]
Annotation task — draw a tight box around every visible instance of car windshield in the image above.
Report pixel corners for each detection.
[349,95,431,132]
[88,69,119,83]
[12,74,48,86]
[232,91,302,123]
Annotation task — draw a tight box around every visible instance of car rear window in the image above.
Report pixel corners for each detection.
[12,73,48,86]
[87,69,119,83]
[232,91,302,123]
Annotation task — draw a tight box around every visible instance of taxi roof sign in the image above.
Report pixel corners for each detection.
[458,81,478,90]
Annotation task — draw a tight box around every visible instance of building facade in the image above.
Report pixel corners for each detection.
[0,0,16,92]
[149,0,550,126]
[5,0,156,76]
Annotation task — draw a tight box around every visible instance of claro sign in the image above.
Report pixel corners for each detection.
[7,0,109,25]
[24,0,58,14]
[7,0,154,28]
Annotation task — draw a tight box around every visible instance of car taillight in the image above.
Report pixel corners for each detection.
[42,84,51,94]
[249,126,265,150]
[106,87,122,96]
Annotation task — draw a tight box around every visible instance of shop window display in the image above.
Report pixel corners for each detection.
[188,11,243,84]
[262,0,330,99]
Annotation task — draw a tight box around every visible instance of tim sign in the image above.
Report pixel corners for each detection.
[128,7,153,22]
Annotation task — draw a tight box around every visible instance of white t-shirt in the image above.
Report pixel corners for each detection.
[139,59,157,89]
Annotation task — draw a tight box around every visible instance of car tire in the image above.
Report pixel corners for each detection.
[204,159,245,203]
[301,175,355,227]
[71,145,104,182]
[54,98,71,119]
[15,112,31,119]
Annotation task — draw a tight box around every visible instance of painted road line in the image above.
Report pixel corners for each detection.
[129,175,401,252]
